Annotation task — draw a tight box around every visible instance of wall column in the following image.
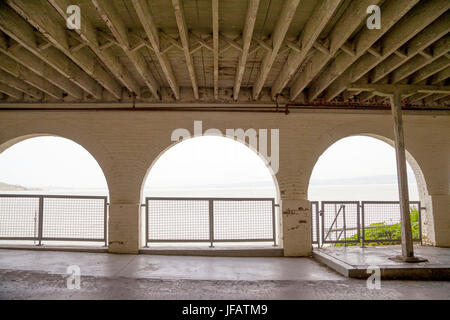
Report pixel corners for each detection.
[281,198,312,256]
[429,194,450,247]
[108,202,140,254]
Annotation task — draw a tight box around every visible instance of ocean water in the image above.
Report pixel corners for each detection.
[0,182,419,201]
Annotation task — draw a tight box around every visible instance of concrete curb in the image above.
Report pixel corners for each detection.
[313,249,450,280]
[139,247,284,257]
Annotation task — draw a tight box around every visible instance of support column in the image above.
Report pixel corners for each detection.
[389,92,426,262]
[108,202,140,254]
[281,198,312,256]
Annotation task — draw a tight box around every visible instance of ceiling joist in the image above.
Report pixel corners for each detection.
[0,0,447,108]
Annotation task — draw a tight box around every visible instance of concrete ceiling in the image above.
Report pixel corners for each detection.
[0,0,449,108]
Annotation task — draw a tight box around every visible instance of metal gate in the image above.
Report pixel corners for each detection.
[144,197,277,247]
[311,200,422,246]
[321,201,360,245]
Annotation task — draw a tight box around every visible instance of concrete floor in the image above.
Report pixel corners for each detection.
[0,249,449,299]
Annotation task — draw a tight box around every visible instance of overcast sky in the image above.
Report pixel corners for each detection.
[0,135,416,191]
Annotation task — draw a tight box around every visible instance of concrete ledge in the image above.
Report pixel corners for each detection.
[312,250,355,277]
[0,245,108,254]
[139,247,284,257]
[313,248,450,280]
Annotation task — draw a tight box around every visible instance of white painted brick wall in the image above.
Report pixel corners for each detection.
[0,109,448,254]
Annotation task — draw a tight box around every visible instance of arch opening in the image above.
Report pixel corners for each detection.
[307,135,431,247]
[0,136,110,247]
[140,135,281,248]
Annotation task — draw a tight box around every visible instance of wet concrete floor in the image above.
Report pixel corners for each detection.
[0,249,449,299]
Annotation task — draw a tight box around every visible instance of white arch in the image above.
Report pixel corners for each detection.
[140,135,282,247]
[307,134,432,243]
[0,135,110,194]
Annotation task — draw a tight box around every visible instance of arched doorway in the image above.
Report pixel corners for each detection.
[140,135,280,248]
[0,136,109,247]
[307,135,430,247]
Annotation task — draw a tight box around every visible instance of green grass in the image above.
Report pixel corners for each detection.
[335,208,420,246]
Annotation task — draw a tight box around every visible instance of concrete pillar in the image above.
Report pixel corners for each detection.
[430,195,450,247]
[108,203,140,253]
[390,92,414,258]
[281,198,312,256]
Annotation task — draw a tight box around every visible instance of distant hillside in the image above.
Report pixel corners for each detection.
[0,182,40,191]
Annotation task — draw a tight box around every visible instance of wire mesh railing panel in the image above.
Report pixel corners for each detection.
[322,202,360,243]
[0,195,40,239]
[362,201,421,242]
[310,201,319,244]
[213,199,274,241]
[146,198,210,241]
[42,197,106,241]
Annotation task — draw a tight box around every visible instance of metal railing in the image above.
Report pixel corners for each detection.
[310,201,319,244]
[0,194,108,245]
[310,200,422,246]
[361,201,421,244]
[144,197,277,247]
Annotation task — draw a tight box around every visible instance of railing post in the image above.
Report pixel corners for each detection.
[104,199,108,247]
[272,199,276,246]
[418,202,423,246]
[320,202,325,247]
[343,205,347,247]
[144,200,149,248]
[37,196,44,246]
[209,199,214,248]
[360,202,365,248]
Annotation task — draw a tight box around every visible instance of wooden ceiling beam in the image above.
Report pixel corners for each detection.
[289,0,382,101]
[362,35,449,102]
[233,0,260,100]
[131,0,179,99]
[372,15,450,83]
[411,56,450,84]
[0,53,63,99]
[391,37,449,83]
[366,53,450,103]
[48,0,139,99]
[409,67,450,103]
[0,1,101,98]
[349,83,450,95]
[0,36,84,99]
[271,0,343,99]
[7,0,119,98]
[323,0,449,101]
[16,65,64,99]
[212,0,219,100]
[0,68,43,99]
[92,0,160,99]
[0,82,23,99]
[311,0,423,101]
[172,0,199,99]
[252,0,300,100]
